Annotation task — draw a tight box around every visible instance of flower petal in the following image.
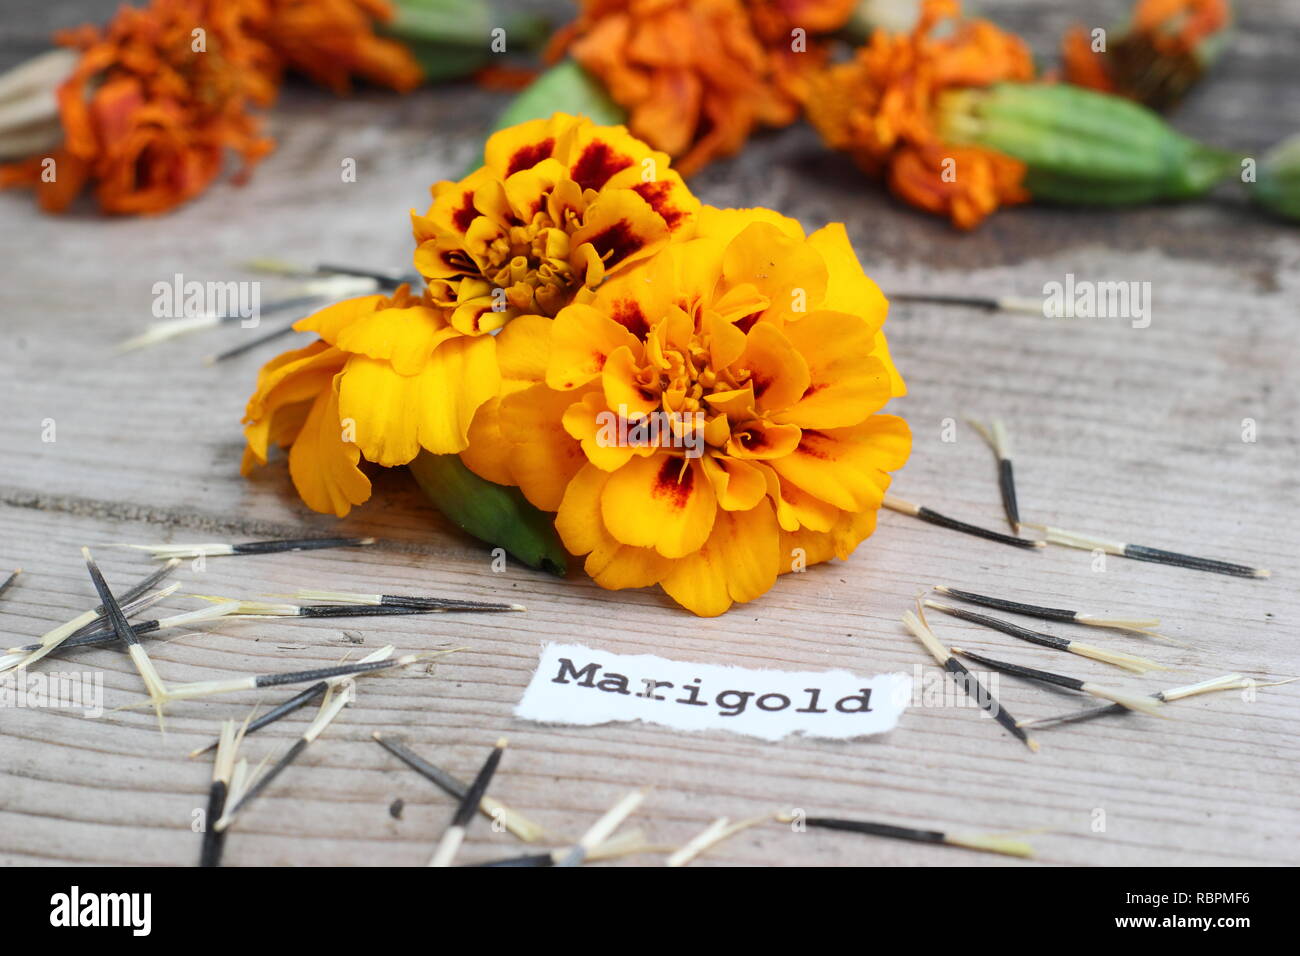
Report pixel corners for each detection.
[570,187,669,274]
[660,503,781,617]
[335,305,459,376]
[721,221,827,323]
[771,415,912,511]
[339,335,499,466]
[601,344,659,418]
[547,303,642,391]
[725,420,802,460]
[736,322,810,412]
[600,454,716,558]
[701,455,766,511]
[773,310,892,427]
[293,294,388,345]
[562,390,640,473]
[485,115,567,178]
[556,463,672,589]
[416,334,501,454]
[806,223,888,327]
[288,375,371,517]
[500,383,590,510]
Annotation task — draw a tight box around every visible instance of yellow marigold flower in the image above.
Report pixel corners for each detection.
[241,284,499,516]
[805,0,1034,229]
[412,112,699,336]
[461,206,910,616]
[243,115,698,521]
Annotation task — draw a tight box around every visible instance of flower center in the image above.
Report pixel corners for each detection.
[475,206,589,318]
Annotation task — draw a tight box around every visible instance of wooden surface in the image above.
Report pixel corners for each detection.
[1,0,1298,867]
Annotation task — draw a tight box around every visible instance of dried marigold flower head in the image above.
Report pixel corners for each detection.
[412,112,699,335]
[460,206,910,616]
[0,0,275,214]
[805,0,1034,228]
[1062,0,1231,111]
[0,0,421,214]
[250,0,423,94]
[549,0,854,176]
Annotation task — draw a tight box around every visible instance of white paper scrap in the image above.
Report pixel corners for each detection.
[515,642,912,742]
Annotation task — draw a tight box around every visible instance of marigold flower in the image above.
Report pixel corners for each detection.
[0,0,420,215]
[412,112,700,335]
[251,0,424,94]
[1061,0,1231,111]
[241,284,499,516]
[548,0,855,176]
[243,116,700,520]
[460,206,910,616]
[804,0,1034,228]
[0,0,273,214]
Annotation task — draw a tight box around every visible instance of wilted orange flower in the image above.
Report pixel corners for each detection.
[0,0,420,215]
[461,206,909,616]
[1062,0,1231,110]
[250,0,423,94]
[549,0,854,176]
[0,0,273,214]
[412,112,699,335]
[805,0,1034,228]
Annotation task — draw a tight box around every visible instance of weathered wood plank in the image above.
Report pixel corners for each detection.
[1,0,1298,866]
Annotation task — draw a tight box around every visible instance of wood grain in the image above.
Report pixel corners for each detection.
[1,0,1298,866]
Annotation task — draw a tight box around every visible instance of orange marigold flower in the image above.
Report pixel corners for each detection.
[0,0,274,214]
[805,0,1034,229]
[550,0,854,176]
[412,112,699,335]
[460,206,910,616]
[0,0,421,215]
[1062,0,1231,111]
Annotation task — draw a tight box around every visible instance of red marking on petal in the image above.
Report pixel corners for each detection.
[633,180,686,230]
[797,430,831,459]
[506,137,555,176]
[571,140,633,192]
[585,220,645,267]
[610,298,650,338]
[452,191,477,233]
[651,456,693,509]
[735,311,762,334]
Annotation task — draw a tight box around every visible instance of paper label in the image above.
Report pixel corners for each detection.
[514,642,911,741]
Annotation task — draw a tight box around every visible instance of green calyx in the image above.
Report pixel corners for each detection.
[490,60,626,134]
[408,451,568,575]
[938,83,1238,204]
[385,0,550,82]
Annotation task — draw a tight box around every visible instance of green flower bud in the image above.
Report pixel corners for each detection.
[409,451,567,575]
[939,82,1236,204]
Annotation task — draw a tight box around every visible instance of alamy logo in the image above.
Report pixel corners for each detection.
[0,669,103,718]
[152,272,261,327]
[49,886,151,936]
[1042,273,1151,328]
[594,405,706,458]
